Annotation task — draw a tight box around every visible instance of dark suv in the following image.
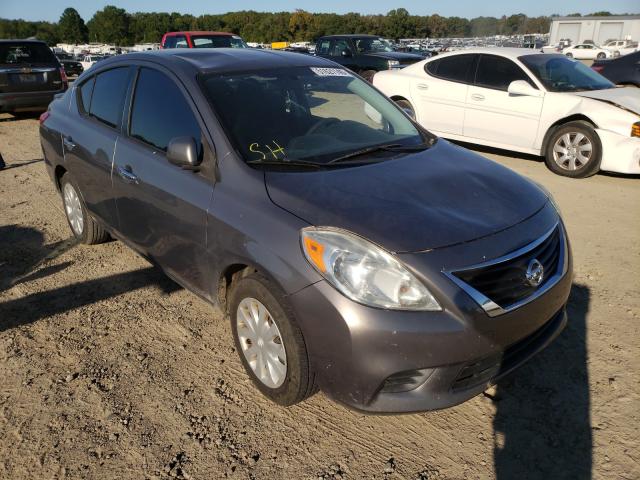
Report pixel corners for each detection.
[315,35,423,81]
[0,40,67,114]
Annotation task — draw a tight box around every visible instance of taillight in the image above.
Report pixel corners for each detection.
[632,122,640,138]
[39,111,50,125]
[59,67,68,87]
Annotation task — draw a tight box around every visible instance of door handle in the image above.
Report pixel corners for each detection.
[417,83,429,90]
[62,136,76,150]
[116,165,139,185]
[471,93,485,101]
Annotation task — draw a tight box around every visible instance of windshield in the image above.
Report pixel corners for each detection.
[0,42,57,66]
[192,35,248,49]
[519,54,614,92]
[202,66,427,166]
[354,38,394,53]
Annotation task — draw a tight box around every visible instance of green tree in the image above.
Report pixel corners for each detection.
[58,7,87,43]
[87,5,130,44]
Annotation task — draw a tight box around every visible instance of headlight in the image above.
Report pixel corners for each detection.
[301,227,441,311]
[388,60,400,68]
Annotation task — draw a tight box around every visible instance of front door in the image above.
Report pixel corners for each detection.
[463,55,543,150]
[112,66,214,295]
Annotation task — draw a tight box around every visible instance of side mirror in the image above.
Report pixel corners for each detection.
[341,49,352,58]
[507,80,542,97]
[167,136,201,169]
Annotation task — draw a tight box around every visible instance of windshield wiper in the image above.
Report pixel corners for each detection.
[247,158,327,169]
[327,142,432,165]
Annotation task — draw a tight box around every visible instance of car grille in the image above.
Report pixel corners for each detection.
[446,223,565,316]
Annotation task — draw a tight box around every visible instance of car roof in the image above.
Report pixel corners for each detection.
[0,39,48,44]
[164,31,235,37]
[99,48,339,74]
[429,47,545,61]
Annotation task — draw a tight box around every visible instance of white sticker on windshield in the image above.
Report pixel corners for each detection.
[310,67,352,77]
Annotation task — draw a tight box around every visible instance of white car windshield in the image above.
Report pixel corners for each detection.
[519,54,614,92]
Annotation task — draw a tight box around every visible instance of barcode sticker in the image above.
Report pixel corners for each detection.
[310,67,352,77]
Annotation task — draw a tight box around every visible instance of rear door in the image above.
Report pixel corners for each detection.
[464,54,543,149]
[0,42,64,94]
[411,54,477,135]
[112,65,214,294]
[63,66,132,227]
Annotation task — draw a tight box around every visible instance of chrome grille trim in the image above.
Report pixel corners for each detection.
[444,222,568,317]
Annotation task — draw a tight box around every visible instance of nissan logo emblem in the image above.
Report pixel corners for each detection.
[525,259,544,287]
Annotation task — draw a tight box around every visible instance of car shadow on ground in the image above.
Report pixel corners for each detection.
[0,158,43,170]
[449,139,544,164]
[493,284,592,480]
[0,225,181,332]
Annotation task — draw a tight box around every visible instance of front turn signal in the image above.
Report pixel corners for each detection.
[632,122,640,138]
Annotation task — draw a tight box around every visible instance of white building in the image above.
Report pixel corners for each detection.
[549,15,640,46]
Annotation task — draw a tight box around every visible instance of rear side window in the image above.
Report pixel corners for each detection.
[475,55,536,91]
[427,54,476,83]
[0,42,57,65]
[175,36,188,48]
[129,68,202,154]
[163,36,177,49]
[317,39,331,55]
[78,76,95,113]
[89,67,130,128]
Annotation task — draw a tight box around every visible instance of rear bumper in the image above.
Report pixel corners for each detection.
[0,90,64,112]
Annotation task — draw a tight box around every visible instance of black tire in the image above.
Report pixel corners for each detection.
[228,272,316,406]
[360,70,376,83]
[565,53,573,58]
[394,98,416,119]
[596,52,606,59]
[544,121,602,178]
[60,173,109,244]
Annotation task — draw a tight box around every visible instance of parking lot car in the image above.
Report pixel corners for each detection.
[563,43,611,60]
[0,39,67,114]
[592,51,640,87]
[374,48,640,178]
[161,31,248,49]
[315,34,423,82]
[39,49,572,413]
[55,52,84,77]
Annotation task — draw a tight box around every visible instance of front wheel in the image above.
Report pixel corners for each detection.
[229,273,316,406]
[565,52,573,58]
[544,121,602,178]
[596,52,606,59]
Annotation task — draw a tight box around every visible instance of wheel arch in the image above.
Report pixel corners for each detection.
[54,165,67,191]
[541,114,599,153]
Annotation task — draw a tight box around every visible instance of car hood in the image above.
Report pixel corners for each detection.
[573,87,640,115]
[265,140,549,253]
[369,51,424,62]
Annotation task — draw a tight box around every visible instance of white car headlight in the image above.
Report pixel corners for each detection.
[301,227,441,311]
[388,60,400,68]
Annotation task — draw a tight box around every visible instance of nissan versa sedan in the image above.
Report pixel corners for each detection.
[39,49,572,413]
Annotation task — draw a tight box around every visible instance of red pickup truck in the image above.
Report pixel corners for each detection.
[160,31,249,49]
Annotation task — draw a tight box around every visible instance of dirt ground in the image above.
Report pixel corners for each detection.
[1,113,639,480]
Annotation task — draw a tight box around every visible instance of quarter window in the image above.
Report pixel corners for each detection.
[163,36,177,49]
[129,68,202,154]
[475,55,536,91]
[89,67,130,128]
[317,40,331,55]
[78,76,95,113]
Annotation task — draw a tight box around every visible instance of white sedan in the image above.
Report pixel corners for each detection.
[373,48,640,178]
[563,44,611,60]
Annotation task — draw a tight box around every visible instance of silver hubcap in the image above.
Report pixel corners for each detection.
[236,298,287,388]
[63,183,84,236]
[552,132,593,171]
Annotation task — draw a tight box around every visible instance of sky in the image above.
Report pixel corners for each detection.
[2,0,639,22]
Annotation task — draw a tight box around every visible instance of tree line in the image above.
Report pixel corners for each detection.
[0,6,628,46]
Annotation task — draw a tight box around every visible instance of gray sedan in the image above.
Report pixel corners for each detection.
[39,49,572,413]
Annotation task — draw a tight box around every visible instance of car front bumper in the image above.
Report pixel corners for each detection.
[0,90,64,113]
[598,129,640,174]
[288,203,573,413]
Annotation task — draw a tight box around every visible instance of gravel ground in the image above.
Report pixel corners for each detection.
[1,113,639,479]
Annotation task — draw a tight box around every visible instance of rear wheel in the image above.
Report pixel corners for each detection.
[60,174,109,244]
[544,121,601,178]
[596,52,606,59]
[565,52,573,58]
[394,98,416,120]
[229,273,316,406]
